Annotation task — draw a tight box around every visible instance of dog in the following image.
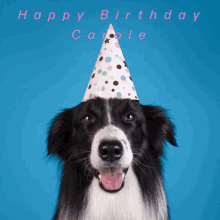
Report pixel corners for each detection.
[47,97,177,220]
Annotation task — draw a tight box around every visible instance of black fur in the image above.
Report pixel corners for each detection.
[46,97,177,219]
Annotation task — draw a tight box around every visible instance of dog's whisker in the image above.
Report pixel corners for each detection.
[68,150,91,157]
[68,158,88,166]
[133,158,156,169]
[132,159,152,177]
[83,155,94,180]
[133,152,147,161]
[133,153,149,163]
[84,162,91,178]
[132,148,147,155]
[76,150,91,153]
[70,152,90,157]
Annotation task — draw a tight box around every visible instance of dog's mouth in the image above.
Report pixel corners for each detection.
[94,167,129,193]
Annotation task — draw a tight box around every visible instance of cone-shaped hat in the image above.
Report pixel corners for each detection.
[82,24,138,102]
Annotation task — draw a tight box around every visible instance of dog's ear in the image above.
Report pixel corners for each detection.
[47,108,73,161]
[142,105,177,153]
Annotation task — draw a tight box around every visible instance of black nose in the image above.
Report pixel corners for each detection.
[98,140,123,162]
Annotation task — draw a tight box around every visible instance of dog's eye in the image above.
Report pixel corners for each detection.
[83,115,94,123]
[125,114,135,121]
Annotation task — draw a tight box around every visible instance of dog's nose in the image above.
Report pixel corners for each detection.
[98,140,123,162]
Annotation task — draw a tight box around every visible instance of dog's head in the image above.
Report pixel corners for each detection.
[47,97,177,193]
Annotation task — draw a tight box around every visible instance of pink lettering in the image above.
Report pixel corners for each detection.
[150,10,156,19]
[194,12,200,21]
[102,32,107,39]
[78,12,84,22]
[88,32,95,39]
[101,10,108,20]
[115,32,121,40]
[62,12,70,21]
[179,12,185,19]
[139,11,143,20]
[164,10,172,19]
[48,12,55,22]
[116,10,119,19]
[18,10,27,19]
[128,30,132,39]
[34,12,41,20]
[126,12,131,19]
[72,30,80,39]
[139,32,145,40]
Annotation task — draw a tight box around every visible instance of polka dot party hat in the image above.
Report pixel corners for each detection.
[82,24,139,102]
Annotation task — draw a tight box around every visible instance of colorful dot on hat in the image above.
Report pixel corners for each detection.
[101,86,105,91]
[117,65,122,69]
[99,56,103,61]
[126,68,129,73]
[121,75,126,81]
[132,87,135,91]
[115,54,118,57]
[102,71,107,76]
[105,57,112,63]
[104,48,107,50]
[113,81,119,86]
[108,66,112,70]
[117,92,121,97]
[89,94,93,98]
[98,69,102,74]
[115,42,120,48]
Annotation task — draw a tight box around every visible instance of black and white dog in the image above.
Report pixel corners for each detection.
[47,97,177,220]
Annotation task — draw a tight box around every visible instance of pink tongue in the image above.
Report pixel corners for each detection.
[100,168,123,190]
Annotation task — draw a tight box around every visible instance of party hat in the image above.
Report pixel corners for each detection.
[82,24,139,102]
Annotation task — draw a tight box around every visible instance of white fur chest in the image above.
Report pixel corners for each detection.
[82,167,155,220]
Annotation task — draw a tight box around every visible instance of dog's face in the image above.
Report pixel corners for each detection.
[47,97,177,194]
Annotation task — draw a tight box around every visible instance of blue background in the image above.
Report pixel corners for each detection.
[1,0,219,219]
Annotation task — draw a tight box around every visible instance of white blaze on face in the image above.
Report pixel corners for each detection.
[90,124,133,170]
[90,99,133,170]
